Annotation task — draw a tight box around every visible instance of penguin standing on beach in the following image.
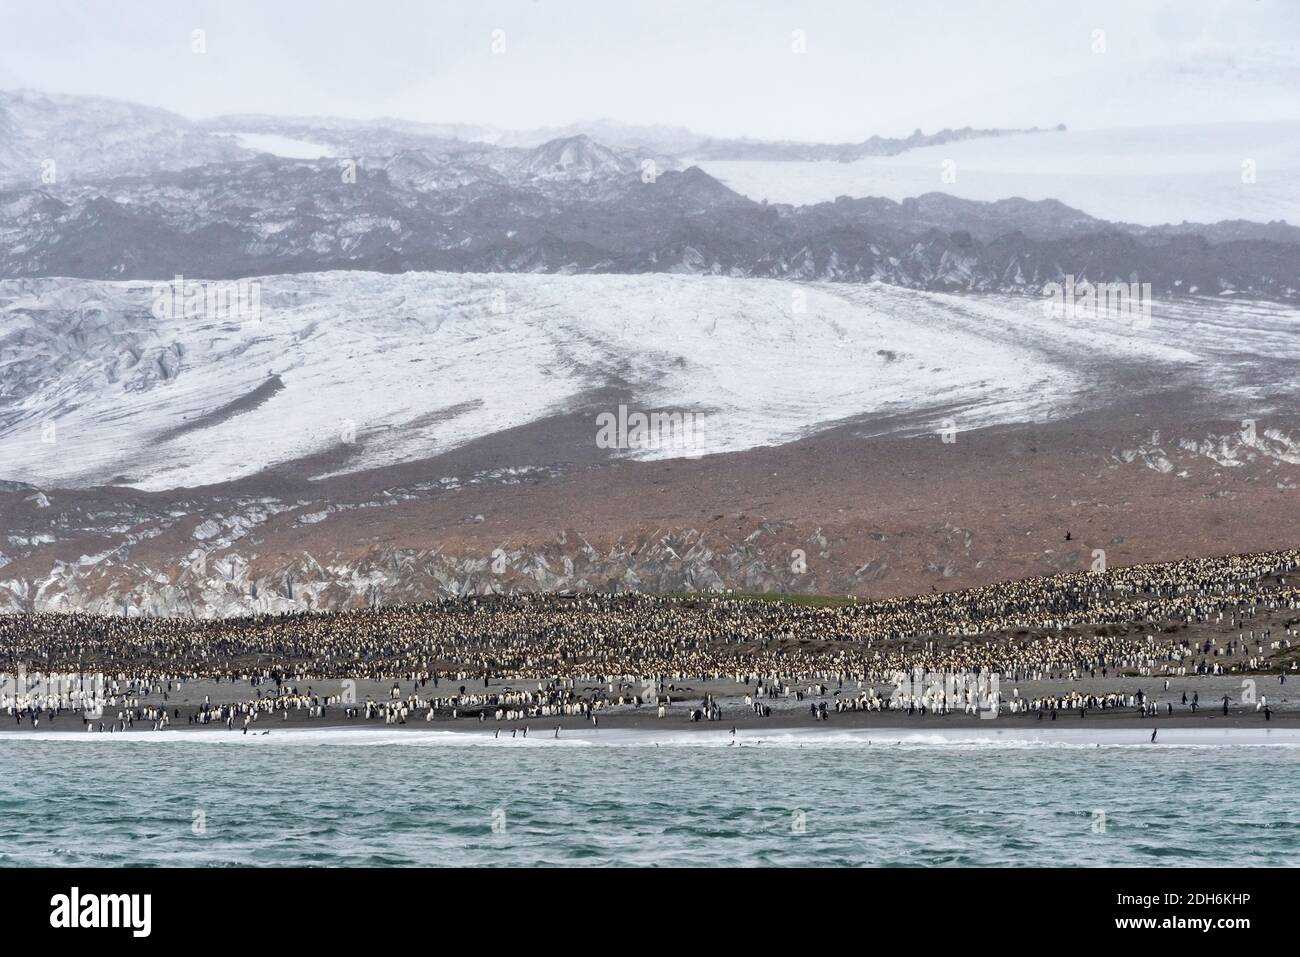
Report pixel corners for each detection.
[1151,728,1158,743]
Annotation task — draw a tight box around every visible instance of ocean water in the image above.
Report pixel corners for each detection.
[2,730,1298,867]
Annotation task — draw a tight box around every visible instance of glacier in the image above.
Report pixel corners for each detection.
[1,270,1297,492]
[695,124,1300,227]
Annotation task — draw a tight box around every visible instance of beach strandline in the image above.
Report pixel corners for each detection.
[4,723,1300,749]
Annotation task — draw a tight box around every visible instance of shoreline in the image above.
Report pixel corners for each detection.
[4,714,1299,747]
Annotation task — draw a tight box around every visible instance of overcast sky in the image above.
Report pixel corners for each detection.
[1,0,1297,140]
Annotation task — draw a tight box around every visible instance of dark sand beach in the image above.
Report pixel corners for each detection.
[5,671,1296,736]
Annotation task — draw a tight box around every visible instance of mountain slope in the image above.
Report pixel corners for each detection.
[3,155,1296,300]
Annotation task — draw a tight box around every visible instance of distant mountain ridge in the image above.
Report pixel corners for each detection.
[688,125,1068,162]
[2,154,1296,300]
[0,88,1065,185]
[1,90,1297,302]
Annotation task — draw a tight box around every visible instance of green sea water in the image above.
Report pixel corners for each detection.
[2,733,1297,867]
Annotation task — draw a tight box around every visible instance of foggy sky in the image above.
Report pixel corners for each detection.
[1,0,1297,139]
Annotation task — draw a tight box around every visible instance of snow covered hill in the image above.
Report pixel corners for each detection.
[512,134,639,182]
[2,271,1296,493]
[0,89,251,187]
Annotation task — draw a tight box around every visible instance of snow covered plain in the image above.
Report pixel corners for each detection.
[694,124,1300,226]
[1,271,1297,492]
[232,132,338,159]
